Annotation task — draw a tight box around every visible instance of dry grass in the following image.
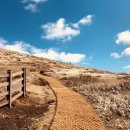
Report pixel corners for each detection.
[61,75,130,130]
[0,48,130,130]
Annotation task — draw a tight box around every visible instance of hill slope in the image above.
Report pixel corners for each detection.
[0,48,130,130]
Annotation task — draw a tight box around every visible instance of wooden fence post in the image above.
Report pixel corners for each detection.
[22,68,26,98]
[7,70,12,108]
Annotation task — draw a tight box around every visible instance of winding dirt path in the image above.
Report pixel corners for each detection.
[43,76,106,130]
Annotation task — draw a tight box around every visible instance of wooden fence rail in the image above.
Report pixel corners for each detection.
[0,68,26,108]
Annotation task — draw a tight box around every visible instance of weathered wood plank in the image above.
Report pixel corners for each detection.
[22,68,26,98]
[12,85,22,93]
[12,71,23,78]
[0,91,9,97]
[12,78,23,85]
[0,74,9,78]
[12,91,23,102]
[7,70,12,108]
[0,82,9,88]
[0,100,9,108]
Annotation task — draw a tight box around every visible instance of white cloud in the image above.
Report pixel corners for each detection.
[123,65,130,73]
[111,52,121,59]
[0,38,86,63]
[24,4,38,12]
[116,30,130,45]
[22,0,47,12]
[42,18,80,41]
[41,15,93,41]
[0,38,8,48]
[58,52,85,63]
[73,15,93,29]
[111,30,130,59]
[30,0,47,4]
[33,48,86,63]
[121,47,130,56]
[80,56,93,66]
[124,65,130,69]
[111,47,130,58]
[0,39,32,54]
[22,0,47,4]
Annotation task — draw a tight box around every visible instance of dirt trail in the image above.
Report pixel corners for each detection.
[43,76,106,130]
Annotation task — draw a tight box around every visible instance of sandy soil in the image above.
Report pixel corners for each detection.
[0,72,56,130]
[43,76,106,130]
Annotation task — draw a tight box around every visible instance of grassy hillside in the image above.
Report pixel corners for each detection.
[0,48,130,130]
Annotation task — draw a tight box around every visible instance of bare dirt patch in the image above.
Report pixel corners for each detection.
[0,95,48,130]
[0,72,56,130]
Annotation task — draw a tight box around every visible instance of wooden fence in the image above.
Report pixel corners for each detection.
[0,68,26,108]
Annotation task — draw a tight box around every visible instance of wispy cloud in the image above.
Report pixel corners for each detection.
[72,15,93,29]
[22,0,47,12]
[41,15,93,42]
[123,65,130,73]
[24,4,38,12]
[110,52,121,59]
[124,65,130,69]
[0,38,86,63]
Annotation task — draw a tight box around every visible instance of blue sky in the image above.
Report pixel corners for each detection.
[0,0,130,73]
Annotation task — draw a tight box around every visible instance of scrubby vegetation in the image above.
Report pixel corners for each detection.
[61,75,130,130]
[0,48,130,130]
